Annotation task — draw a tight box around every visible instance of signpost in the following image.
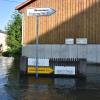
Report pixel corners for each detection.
[28,58,49,66]
[27,8,56,16]
[28,67,53,74]
[54,66,75,75]
[27,8,55,79]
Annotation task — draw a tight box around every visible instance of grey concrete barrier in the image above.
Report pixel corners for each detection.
[78,59,87,75]
[22,44,100,63]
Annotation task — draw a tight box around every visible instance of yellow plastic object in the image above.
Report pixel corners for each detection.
[27,66,53,74]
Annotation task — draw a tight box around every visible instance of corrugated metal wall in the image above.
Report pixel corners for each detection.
[20,0,100,44]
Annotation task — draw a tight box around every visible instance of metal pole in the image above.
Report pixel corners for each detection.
[36,16,39,79]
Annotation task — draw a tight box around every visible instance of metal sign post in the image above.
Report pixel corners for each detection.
[36,16,39,79]
[27,8,55,79]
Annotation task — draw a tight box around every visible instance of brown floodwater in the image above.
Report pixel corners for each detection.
[0,57,100,100]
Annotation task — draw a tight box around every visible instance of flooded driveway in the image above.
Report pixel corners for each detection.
[0,57,100,100]
[20,76,100,100]
[0,57,19,100]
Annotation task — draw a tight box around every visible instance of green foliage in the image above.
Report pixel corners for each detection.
[6,11,22,57]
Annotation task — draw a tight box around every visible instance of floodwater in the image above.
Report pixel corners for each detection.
[0,57,19,100]
[0,57,100,100]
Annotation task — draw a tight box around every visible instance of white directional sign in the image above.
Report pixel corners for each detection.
[27,8,55,16]
[54,66,75,75]
[28,58,49,66]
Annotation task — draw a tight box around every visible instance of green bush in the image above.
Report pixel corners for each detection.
[2,51,12,57]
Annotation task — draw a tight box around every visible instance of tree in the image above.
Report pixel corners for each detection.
[6,11,22,57]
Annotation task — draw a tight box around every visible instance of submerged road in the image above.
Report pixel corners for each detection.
[0,57,100,100]
[0,57,19,100]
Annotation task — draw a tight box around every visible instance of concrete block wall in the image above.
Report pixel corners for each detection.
[96,45,100,63]
[77,45,87,59]
[22,44,100,63]
[87,45,97,63]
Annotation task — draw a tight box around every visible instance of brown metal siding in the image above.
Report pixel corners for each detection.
[20,0,100,44]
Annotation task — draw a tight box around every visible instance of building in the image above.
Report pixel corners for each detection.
[0,30,7,52]
[16,0,100,63]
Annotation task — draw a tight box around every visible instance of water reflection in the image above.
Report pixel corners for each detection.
[0,57,20,100]
[0,57,100,100]
[0,57,15,100]
[20,77,76,100]
[20,76,100,100]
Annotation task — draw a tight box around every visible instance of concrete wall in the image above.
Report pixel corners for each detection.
[22,44,100,63]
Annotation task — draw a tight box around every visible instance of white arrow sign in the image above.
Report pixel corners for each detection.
[27,8,55,16]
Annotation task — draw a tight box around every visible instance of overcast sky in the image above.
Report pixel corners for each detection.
[0,0,25,31]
